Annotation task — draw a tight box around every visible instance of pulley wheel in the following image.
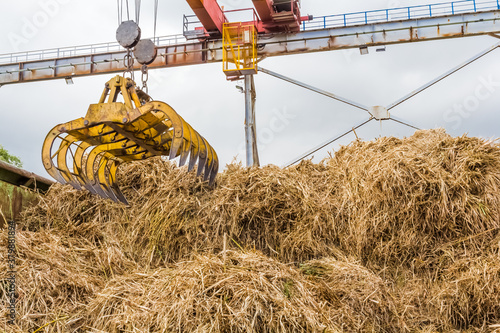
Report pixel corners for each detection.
[134,39,157,65]
[116,20,141,48]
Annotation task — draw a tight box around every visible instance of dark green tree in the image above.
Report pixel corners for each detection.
[0,145,23,168]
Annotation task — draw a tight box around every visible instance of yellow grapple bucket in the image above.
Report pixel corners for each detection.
[42,75,218,204]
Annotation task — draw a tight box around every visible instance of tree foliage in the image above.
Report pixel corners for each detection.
[0,144,23,168]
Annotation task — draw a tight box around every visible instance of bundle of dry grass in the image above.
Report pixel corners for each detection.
[300,257,402,332]
[0,229,137,332]
[23,130,500,267]
[395,248,500,331]
[82,251,329,332]
[325,130,500,269]
[81,251,406,333]
[9,128,500,331]
[1,235,401,332]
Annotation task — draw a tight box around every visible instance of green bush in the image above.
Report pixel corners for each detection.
[0,144,22,168]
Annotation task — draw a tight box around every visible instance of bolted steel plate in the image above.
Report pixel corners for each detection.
[369,106,390,121]
[116,20,141,48]
[134,39,157,65]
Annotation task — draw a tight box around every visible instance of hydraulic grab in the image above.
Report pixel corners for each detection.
[42,75,218,204]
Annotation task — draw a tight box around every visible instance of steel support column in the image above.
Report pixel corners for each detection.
[244,74,260,167]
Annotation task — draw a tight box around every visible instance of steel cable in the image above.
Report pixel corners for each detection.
[135,0,141,25]
[154,0,159,42]
[284,117,374,167]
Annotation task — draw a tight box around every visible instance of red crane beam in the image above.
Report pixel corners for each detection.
[252,0,303,32]
[186,0,307,36]
[252,0,274,22]
[185,0,227,34]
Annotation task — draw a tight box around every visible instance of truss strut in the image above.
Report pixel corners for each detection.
[257,66,370,113]
[390,117,421,131]
[386,42,500,111]
[284,118,374,167]
[266,40,500,167]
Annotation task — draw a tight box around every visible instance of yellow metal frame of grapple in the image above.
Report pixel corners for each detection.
[42,75,218,204]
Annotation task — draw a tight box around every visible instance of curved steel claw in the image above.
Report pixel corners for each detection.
[42,75,219,204]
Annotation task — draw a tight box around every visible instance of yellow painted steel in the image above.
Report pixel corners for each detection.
[222,23,257,80]
[42,75,219,204]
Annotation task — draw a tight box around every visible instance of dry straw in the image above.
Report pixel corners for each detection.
[0,128,498,332]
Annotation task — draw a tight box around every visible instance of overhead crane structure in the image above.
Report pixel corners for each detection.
[2,0,500,168]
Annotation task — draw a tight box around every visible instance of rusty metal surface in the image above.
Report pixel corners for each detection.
[134,39,157,65]
[0,161,53,228]
[258,10,500,56]
[0,186,45,229]
[0,160,53,192]
[0,42,210,85]
[1,11,500,85]
[0,180,39,228]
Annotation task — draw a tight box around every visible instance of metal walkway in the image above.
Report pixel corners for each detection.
[302,0,500,30]
[0,0,497,66]
[1,0,499,85]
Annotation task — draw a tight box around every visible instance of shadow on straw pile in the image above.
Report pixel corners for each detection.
[11,128,500,332]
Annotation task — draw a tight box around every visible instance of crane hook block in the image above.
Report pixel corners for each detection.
[116,20,141,49]
[134,39,157,65]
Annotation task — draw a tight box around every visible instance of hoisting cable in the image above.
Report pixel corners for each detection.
[140,0,159,92]
[154,0,159,42]
[117,0,121,24]
[135,0,141,25]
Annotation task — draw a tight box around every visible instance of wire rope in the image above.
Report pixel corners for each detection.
[135,0,141,25]
[154,0,159,41]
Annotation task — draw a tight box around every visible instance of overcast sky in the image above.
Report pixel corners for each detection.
[1,0,500,179]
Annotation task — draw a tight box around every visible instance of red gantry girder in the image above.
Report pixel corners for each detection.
[252,0,304,32]
[186,0,307,36]
[185,0,227,35]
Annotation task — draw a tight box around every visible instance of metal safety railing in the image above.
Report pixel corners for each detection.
[0,34,190,65]
[1,0,499,66]
[302,0,500,31]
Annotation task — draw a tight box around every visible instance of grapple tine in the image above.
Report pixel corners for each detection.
[96,154,120,203]
[179,123,193,167]
[43,75,219,204]
[203,137,214,181]
[42,126,72,185]
[209,157,219,186]
[56,135,83,189]
[73,141,98,194]
[197,136,209,177]
[206,144,219,184]
[93,141,141,202]
[188,130,200,172]
[85,147,112,200]
[107,160,129,205]
[149,102,184,160]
